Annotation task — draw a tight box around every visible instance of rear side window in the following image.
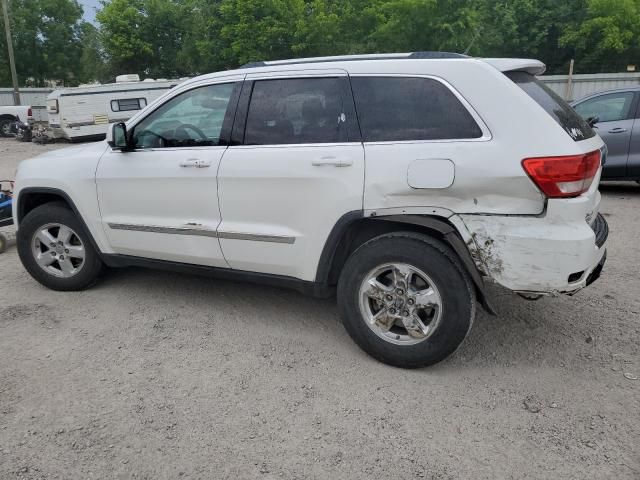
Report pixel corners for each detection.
[350,77,483,142]
[244,78,348,145]
[506,71,595,142]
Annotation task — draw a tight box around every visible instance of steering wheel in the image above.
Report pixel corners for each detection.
[175,123,207,141]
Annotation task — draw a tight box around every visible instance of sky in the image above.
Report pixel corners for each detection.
[78,0,100,24]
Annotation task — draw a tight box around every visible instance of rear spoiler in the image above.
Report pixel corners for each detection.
[480,58,546,76]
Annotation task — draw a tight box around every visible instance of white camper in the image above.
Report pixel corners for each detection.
[45,75,182,142]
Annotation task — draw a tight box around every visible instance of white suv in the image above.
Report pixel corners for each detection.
[13,53,608,368]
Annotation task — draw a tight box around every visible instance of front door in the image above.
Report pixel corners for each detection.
[96,79,242,266]
[217,72,364,281]
[574,91,637,179]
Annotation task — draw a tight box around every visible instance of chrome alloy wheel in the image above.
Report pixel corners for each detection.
[31,223,85,278]
[358,263,443,346]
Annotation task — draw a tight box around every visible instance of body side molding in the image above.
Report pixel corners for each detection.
[107,222,296,244]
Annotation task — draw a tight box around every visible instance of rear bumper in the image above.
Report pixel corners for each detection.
[584,249,606,288]
[459,195,608,295]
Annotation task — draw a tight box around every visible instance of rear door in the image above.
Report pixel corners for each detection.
[217,70,364,281]
[573,91,637,179]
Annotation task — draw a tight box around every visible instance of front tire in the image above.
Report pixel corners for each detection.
[337,232,476,368]
[17,203,103,291]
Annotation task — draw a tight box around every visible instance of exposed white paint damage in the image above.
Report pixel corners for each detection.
[459,182,606,293]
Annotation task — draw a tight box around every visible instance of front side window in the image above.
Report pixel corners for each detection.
[111,98,147,112]
[351,76,483,142]
[574,92,635,123]
[244,78,348,145]
[132,83,236,148]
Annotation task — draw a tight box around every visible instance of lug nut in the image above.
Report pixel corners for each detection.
[51,251,56,256]
[396,288,404,295]
[59,255,64,260]
[403,310,410,317]
[407,299,415,306]
[386,294,393,301]
[64,249,69,253]
[388,308,396,315]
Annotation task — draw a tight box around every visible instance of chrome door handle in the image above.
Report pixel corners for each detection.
[312,157,353,167]
[608,127,628,134]
[180,159,211,168]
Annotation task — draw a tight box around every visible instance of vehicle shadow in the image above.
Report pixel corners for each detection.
[99,266,596,372]
[599,181,640,195]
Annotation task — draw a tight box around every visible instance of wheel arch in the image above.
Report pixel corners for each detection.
[0,114,17,136]
[317,211,495,314]
[16,187,103,255]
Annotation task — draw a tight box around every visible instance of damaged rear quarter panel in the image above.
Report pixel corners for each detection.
[459,213,599,292]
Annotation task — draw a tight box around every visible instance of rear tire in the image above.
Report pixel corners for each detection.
[337,232,476,368]
[17,203,103,291]
[0,118,14,137]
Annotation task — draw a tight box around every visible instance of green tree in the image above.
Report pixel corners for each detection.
[78,22,109,83]
[96,0,190,78]
[1,0,90,86]
[474,0,586,74]
[368,0,481,53]
[216,0,306,66]
[560,0,640,72]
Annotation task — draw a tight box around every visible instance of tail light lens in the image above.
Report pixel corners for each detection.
[27,108,32,117]
[522,150,601,198]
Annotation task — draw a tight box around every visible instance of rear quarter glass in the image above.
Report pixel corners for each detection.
[506,71,595,142]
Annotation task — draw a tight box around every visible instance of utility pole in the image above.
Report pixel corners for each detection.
[564,59,574,102]
[1,0,20,105]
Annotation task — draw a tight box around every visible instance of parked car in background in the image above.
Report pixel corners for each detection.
[0,105,33,137]
[13,53,608,368]
[572,87,640,182]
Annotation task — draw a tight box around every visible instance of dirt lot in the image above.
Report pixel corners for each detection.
[0,138,638,479]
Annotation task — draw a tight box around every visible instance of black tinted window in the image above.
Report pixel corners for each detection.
[351,77,483,142]
[245,78,348,145]
[111,98,147,112]
[506,71,595,142]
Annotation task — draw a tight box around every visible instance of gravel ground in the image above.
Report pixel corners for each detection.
[0,138,638,479]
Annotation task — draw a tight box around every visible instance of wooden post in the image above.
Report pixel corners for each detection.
[1,0,20,105]
[564,59,574,102]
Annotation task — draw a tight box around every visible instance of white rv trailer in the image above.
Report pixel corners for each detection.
[45,75,183,142]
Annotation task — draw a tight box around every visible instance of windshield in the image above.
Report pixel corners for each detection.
[506,71,595,142]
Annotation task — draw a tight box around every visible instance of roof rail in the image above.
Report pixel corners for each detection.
[240,52,467,69]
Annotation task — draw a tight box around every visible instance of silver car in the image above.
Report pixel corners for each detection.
[572,87,640,182]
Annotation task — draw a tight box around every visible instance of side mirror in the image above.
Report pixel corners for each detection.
[107,122,129,150]
[587,116,599,128]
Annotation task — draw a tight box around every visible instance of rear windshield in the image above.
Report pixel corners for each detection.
[506,71,595,142]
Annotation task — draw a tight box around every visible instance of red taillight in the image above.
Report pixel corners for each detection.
[522,150,601,198]
[27,107,32,117]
